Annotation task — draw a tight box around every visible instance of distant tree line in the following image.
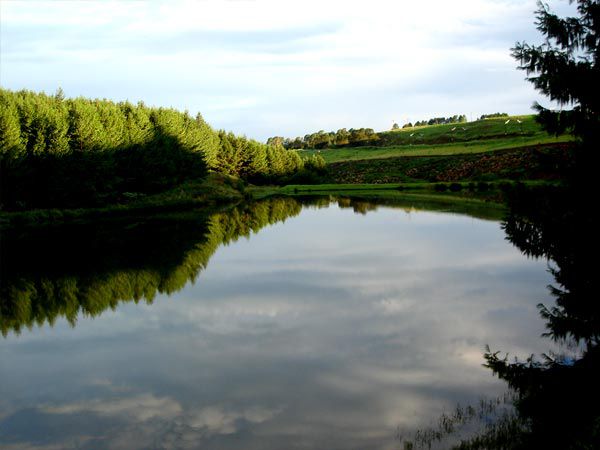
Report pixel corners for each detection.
[409,114,467,128]
[0,88,321,210]
[268,128,379,150]
[271,115,470,150]
[479,112,509,120]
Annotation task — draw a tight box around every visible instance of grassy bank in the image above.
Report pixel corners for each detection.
[2,110,574,226]
[248,182,520,221]
[324,143,573,184]
[0,173,245,228]
[296,115,574,162]
[301,134,572,163]
[377,115,553,145]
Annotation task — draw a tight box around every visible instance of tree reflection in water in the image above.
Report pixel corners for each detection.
[2,191,596,447]
[482,184,598,449]
[403,184,597,449]
[0,198,302,336]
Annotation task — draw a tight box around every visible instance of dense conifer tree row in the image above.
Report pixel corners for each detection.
[0,88,220,159]
[0,88,315,209]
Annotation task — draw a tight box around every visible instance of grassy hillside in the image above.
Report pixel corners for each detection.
[325,143,573,184]
[299,115,574,163]
[378,115,544,145]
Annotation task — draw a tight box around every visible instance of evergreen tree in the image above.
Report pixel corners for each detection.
[0,93,25,157]
[245,140,268,178]
[42,100,70,155]
[194,112,220,166]
[474,3,600,447]
[97,101,126,149]
[119,101,150,147]
[67,99,106,152]
[54,87,65,102]
[0,88,306,209]
[512,0,599,140]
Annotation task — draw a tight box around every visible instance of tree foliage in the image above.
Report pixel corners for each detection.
[0,89,307,210]
[512,0,599,140]
[479,112,509,120]
[269,127,380,150]
[271,116,469,150]
[470,3,600,447]
[412,115,467,127]
[479,185,598,449]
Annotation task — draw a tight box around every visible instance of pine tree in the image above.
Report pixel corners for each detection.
[120,101,152,147]
[245,140,268,178]
[67,99,106,152]
[512,0,599,141]
[0,94,25,157]
[470,3,600,447]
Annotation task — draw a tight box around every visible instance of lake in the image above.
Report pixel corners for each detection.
[0,197,554,449]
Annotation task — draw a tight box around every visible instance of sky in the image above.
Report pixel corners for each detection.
[0,0,575,141]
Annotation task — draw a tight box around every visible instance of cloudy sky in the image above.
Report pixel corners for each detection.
[0,0,574,141]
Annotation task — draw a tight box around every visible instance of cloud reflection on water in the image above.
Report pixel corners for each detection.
[0,204,554,449]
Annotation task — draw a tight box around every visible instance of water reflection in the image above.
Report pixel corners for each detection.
[480,185,598,448]
[0,197,553,449]
[0,198,302,336]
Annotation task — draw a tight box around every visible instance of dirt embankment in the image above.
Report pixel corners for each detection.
[327,143,574,184]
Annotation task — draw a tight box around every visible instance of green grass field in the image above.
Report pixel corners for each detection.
[299,115,574,163]
[301,134,572,163]
[254,115,573,217]
[323,143,573,183]
[378,115,543,144]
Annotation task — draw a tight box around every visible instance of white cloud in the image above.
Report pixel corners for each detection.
[0,0,574,138]
[40,390,281,434]
[187,405,281,433]
[41,393,183,421]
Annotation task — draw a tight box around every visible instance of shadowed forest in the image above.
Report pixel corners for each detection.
[0,89,325,210]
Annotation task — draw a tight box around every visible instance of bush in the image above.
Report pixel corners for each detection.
[285,169,326,185]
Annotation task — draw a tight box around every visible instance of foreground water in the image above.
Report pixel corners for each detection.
[0,198,553,449]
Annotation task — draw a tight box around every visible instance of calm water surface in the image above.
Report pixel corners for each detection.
[0,198,553,449]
